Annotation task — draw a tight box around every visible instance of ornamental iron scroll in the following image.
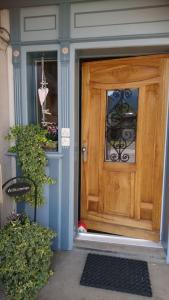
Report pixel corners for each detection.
[105,89,138,163]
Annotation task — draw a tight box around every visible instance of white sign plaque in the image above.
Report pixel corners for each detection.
[61,128,70,137]
[61,137,70,147]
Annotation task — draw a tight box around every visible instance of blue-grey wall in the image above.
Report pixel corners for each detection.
[25,154,62,249]
[9,0,169,257]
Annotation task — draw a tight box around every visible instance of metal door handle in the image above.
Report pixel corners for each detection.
[82,144,87,162]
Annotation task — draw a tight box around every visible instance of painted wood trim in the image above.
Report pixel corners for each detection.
[46,152,63,159]
[24,15,57,32]
[0,0,112,9]
[60,61,70,128]
[70,39,169,256]
[20,6,59,42]
[74,7,169,29]
[152,59,169,230]
[71,0,169,39]
[13,65,22,124]
[21,44,60,124]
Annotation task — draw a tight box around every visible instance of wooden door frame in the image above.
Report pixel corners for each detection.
[69,40,169,251]
[79,55,169,242]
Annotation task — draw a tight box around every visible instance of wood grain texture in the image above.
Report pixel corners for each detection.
[85,211,152,230]
[152,59,169,230]
[81,54,169,241]
[102,171,133,217]
[81,63,90,220]
[83,219,159,242]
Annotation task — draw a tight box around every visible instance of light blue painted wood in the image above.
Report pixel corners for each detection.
[24,15,56,32]
[161,107,169,261]
[13,64,22,124]
[20,6,59,42]
[37,184,50,227]
[9,0,169,259]
[21,44,59,124]
[11,6,22,125]
[25,155,63,250]
[20,44,62,250]
[70,0,169,39]
[48,157,61,250]
[1,0,102,9]
[58,5,72,249]
[59,43,74,250]
[59,2,70,41]
[9,151,62,251]
[10,0,169,47]
[60,149,71,249]
[60,61,70,128]
[70,40,169,260]
[10,8,21,45]
[27,53,37,123]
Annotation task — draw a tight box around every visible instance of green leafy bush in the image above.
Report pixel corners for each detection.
[6,124,55,206]
[0,214,56,300]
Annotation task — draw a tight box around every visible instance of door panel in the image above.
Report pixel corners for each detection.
[102,171,133,217]
[138,85,158,205]
[81,55,169,241]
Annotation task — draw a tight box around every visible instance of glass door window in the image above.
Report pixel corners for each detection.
[105,89,138,163]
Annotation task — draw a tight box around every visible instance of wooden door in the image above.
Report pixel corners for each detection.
[81,55,169,241]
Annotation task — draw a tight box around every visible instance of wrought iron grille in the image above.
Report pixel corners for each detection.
[105,89,138,163]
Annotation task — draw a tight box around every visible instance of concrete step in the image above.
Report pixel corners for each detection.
[74,236,166,263]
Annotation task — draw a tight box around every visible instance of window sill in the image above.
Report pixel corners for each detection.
[46,152,63,159]
[7,152,63,159]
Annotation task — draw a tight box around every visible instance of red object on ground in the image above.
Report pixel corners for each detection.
[78,221,87,233]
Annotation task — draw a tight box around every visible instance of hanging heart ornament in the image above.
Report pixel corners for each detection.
[38,87,49,106]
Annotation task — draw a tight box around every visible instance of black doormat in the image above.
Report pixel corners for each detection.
[80,253,152,297]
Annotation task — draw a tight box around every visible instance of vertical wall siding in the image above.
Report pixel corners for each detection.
[25,155,62,250]
[59,49,72,249]
[13,66,22,124]
[48,157,62,249]
[59,2,72,249]
[61,61,70,128]
[20,44,62,250]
